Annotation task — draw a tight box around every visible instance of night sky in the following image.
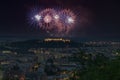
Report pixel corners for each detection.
[0,0,120,39]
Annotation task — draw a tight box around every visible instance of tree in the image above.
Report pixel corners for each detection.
[71,53,120,80]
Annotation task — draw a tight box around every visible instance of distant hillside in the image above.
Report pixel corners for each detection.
[9,39,82,49]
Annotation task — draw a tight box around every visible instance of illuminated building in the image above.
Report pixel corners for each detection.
[44,38,70,43]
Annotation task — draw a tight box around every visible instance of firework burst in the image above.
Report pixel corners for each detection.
[29,8,77,36]
[59,9,76,33]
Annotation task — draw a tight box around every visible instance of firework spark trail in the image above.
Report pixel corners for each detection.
[30,8,77,36]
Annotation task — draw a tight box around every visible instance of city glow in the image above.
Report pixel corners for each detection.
[44,38,70,42]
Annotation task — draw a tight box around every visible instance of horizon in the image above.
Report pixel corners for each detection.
[0,36,120,42]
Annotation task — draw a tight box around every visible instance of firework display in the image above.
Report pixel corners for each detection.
[30,8,77,36]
